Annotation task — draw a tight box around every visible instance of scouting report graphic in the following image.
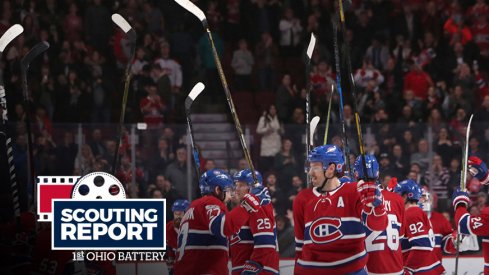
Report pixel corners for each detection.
[37,172,166,261]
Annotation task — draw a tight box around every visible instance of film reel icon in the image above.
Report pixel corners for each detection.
[71,172,126,200]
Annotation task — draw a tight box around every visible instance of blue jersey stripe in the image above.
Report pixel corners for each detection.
[254,234,277,246]
[186,232,227,247]
[209,214,225,237]
[237,228,253,241]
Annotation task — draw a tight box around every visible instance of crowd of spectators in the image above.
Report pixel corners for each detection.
[2,0,489,257]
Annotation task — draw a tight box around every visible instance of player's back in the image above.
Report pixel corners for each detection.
[429,211,455,261]
[365,190,404,275]
[402,206,444,274]
[297,183,368,274]
[174,196,229,275]
[249,202,279,274]
[231,189,279,275]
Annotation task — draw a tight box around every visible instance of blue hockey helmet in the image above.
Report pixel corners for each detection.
[233,169,263,187]
[199,169,234,195]
[172,199,190,212]
[354,154,380,180]
[394,179,422,201]
[307,145,345,173]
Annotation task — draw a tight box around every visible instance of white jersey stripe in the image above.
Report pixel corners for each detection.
[408,234,431,241]
[253,232,274,237]
[254,244,276,249]
[185,245,228,251]
[297,250,366,267]
[264,266,279,274]
[405,261,441,272]
[188,229,210,234]
[367,270,404,275]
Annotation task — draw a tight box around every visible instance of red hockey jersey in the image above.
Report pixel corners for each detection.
[292,187,321,260]
[401,206,444,274]
[230,202,279,275]
[166,220,178,259]
[455,205,489,274]
[295,182,387,275]
[174,195,249,275]
[429,211,456,262]
[365,190,405,275]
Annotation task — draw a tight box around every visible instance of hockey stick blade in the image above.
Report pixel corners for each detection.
[306,33,316,60]
[21,41,49,72]
[111,14,132,33]
[0,24,23,52]
[309,116,320,146]
[111,14,136,43]
[185,82,205,111]
[174,0,208,28]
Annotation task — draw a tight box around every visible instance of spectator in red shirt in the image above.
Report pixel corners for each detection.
[140,83,166,129]
[403,60,434,100]
[310,60,334,97]
[444,12,473,45]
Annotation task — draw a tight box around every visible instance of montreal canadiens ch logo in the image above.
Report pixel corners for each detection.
[309,217,343,244]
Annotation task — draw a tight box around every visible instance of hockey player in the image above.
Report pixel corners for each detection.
[452,155,489,274]
[395,179,444,274]
[354,155,405,275]
[230,169,279,275]
[174,169,261,275]
[165,199,190,274]
[420,188,456,262]
[295,145,388,275]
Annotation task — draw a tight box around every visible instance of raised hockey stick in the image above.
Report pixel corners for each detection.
[185,82,205,180]
[305,33,316,154]
[332,17,352,174]
[323,84,334,145]
[175,0,259,184]
[337,0,370,179]
[0,24,23,222]
[455,113,474,275]
[111,13,137,175]
[309,116,320,147]
[305,34,317,186]
[21,41,49,204]
[460,114,473,191]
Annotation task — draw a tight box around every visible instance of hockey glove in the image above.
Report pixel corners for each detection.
[358,180,385,216]
[241,260,264,275]
[251,186,271,206]
[357,180,383,207]
[241,194,260,213]
[452,187,470,210]
[468,156,489,185]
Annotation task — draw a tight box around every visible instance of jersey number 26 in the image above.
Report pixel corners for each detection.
[366,214,401,251]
